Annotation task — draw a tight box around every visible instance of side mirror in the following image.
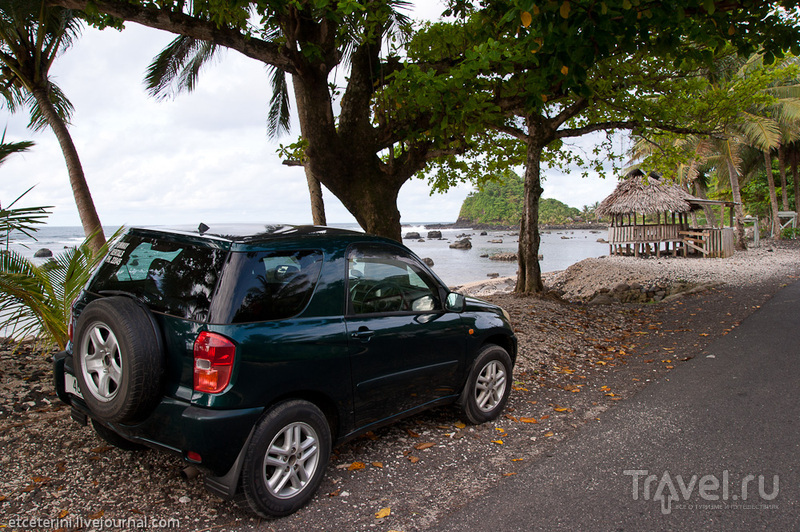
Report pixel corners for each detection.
[445,292,465,312]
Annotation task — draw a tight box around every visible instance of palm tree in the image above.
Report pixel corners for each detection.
[0,0,105,253]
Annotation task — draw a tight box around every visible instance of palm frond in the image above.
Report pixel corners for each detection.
[0,227,121,349]
[267,66,291,138]
[0,137,33,166]
[26,82,74,130]
[736,111,780,152]
[145,35,219,100]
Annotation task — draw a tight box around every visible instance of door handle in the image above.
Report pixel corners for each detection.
[351,327,375,341]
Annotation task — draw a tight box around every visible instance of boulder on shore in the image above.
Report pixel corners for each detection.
[427,230,442,239]
[34,248,53,258]
[404,232,421,239]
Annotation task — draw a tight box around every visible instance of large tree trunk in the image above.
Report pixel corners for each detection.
[31,85,105,254]
[304,167,327,226]
[763,150,782,238]
[778,145,789,211]
[288,54,410,241]
[515,130,545,294]
[726,158,747,250]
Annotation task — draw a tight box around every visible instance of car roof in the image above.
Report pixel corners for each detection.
[130,223,372,244]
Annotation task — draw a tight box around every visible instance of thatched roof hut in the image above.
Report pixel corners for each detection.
[596,170,700,217]
[597,169,735,259]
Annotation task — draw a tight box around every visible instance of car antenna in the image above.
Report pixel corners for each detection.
[198,223,209,235]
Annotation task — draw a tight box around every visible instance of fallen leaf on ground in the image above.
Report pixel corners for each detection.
[544,432,554,437]
[454,422,466,429]
[520,417,538,423]
[414,442,435,450]
[375,507,391,519]
[371,462,383,468]
[408,456,419,463]
[491,440,504,445]
[406,429,420,438]
[348,462,366,471]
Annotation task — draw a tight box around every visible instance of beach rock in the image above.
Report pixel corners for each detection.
[480,231,488,236]
[487,273,500,279]
[489,253,517,262]
[489,239,503,244]
[449,238,472,250]
[588,293,615,305]
[417,239,425,243]
[422,257,434,267]
[612,282,629,293]
[597,238,608,243]
[404,232,421,240]
[34,248,53,258]
[427,230,442,239]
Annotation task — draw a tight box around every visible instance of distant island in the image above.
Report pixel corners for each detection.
[430,171,605,230]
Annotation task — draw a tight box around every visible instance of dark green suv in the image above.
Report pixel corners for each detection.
[53,224,516,517]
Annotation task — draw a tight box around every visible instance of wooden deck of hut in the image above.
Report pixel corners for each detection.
[598,171,735,259]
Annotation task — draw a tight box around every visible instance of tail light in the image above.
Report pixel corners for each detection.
[193,332,236,394]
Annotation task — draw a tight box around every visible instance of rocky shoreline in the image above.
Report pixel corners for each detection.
[423,221,607,231]
[454,239,800,305]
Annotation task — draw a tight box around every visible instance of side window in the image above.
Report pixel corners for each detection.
[348,245,442,315]
[212,250,323,323]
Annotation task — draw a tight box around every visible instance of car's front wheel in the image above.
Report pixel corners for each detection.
[459,344,512,424]
[241,399,331,517]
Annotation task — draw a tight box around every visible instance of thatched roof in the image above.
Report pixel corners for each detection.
[596,170,701,217]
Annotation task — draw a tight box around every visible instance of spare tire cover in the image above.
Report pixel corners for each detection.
[73,297,164,423]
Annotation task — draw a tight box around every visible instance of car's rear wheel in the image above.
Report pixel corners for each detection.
[241,400,331,517]
[459,344,512,424]
[73,297,164,424]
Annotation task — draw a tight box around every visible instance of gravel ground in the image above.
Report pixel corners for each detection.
[1,240,799,532]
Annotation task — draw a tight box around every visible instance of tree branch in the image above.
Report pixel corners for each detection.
[48,0,296,73]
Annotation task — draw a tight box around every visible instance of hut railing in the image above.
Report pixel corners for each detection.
[607,224,684,244]
[679,228,734,258]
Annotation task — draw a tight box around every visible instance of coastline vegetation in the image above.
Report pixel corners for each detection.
[457,170,585,226]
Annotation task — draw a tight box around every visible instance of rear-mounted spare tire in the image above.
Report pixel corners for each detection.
[73,297,164,423]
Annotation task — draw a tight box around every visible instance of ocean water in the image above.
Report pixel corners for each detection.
[5,224,609,287]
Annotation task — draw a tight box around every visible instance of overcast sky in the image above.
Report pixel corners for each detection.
[1,3,621,228]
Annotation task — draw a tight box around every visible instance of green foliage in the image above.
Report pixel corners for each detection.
[0,192,119,349]
[0,187,51,248]
[458,169,524,225]
[782,226,800,238]
[457,170,580,225]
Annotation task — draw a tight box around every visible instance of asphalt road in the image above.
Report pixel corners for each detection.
[436,279,800,531]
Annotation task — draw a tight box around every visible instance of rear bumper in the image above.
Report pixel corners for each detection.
[53,350,263,479]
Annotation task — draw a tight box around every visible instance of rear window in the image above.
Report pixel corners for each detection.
[210,250,323,323]
[89,234,226,321]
